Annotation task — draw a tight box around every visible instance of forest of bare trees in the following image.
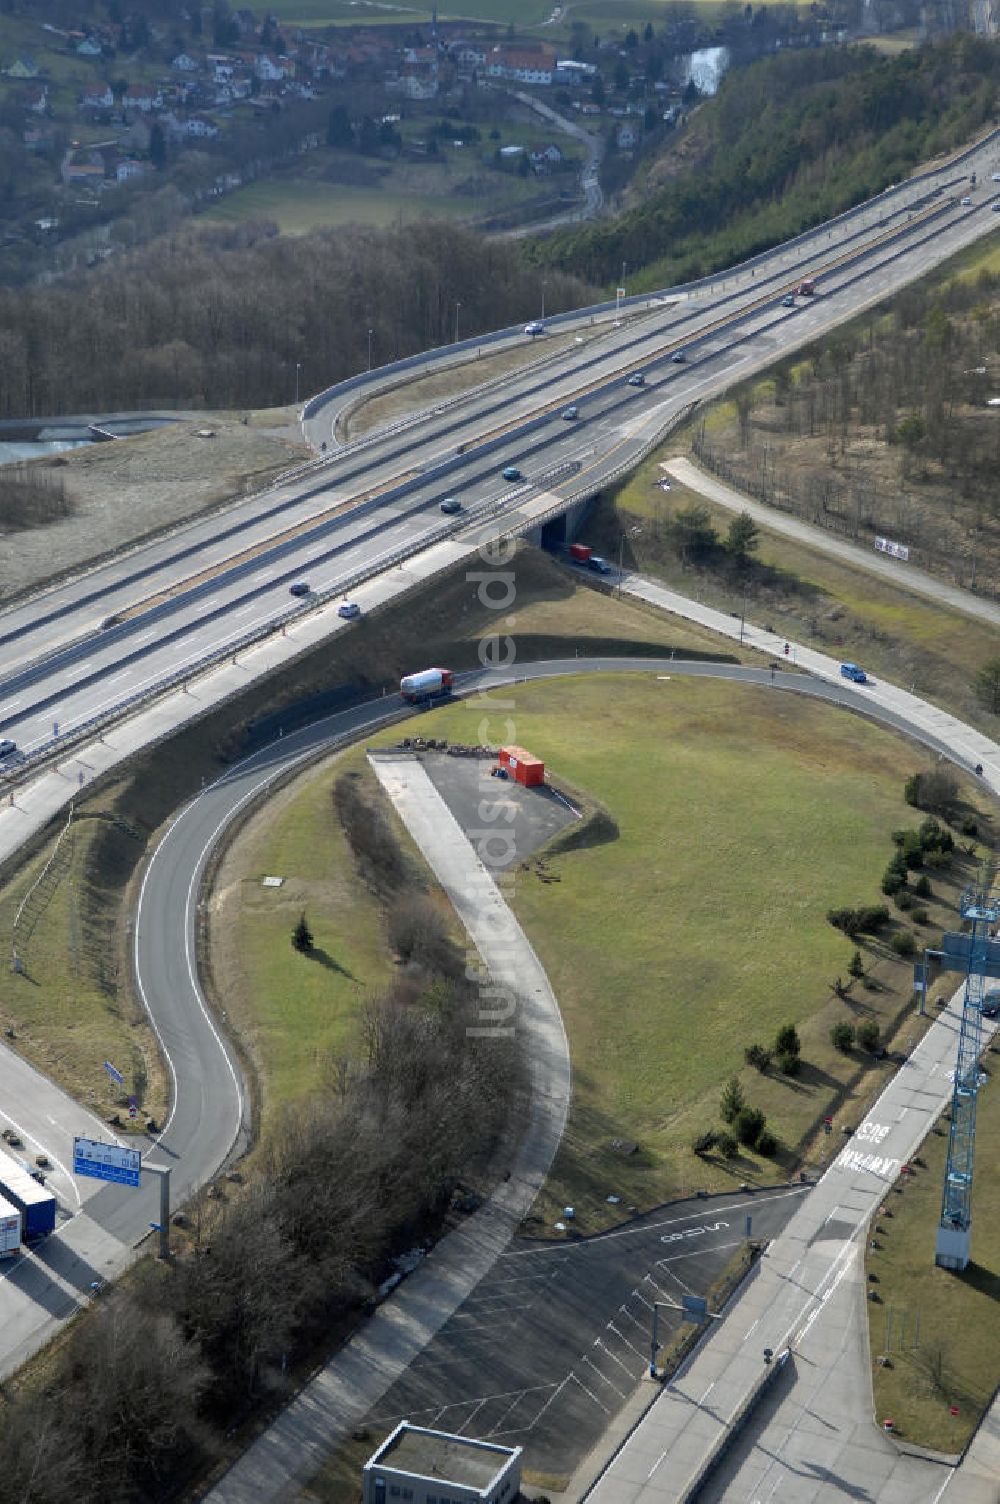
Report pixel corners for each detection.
[692,265,1000,596]
[0,774,520,1504]
[0,218,592,420]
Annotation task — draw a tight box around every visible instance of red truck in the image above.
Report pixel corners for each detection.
[795,278,816,296]
[569,543,592,563]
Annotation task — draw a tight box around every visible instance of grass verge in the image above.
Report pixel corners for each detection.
[868,1043,1000,1453]
[584,445,1000,737]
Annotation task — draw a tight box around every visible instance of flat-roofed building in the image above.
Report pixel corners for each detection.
[363,1424,522,1504]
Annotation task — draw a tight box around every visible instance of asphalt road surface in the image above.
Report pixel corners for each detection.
[0,139,997,768]
[365,1188,808,1477]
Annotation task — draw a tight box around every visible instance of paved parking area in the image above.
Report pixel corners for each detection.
[367,1187,807,1476]
[419,751,578,872]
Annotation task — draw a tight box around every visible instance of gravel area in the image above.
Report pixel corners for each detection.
[0,409,309,605]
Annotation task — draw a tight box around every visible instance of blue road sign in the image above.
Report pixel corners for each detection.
[74,1135,141,1189]
[103,1061,125,1086]
[682,1294,709,1324]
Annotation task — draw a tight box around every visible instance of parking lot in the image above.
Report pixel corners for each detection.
[367,1187,808,1477]
[420,751,578,873]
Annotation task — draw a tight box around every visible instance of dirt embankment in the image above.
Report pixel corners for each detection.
[0,410,309,606]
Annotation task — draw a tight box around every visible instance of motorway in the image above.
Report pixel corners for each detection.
[0,135,998,771]
[0,129,998,1473]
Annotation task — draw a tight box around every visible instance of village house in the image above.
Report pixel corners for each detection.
[529,142,562,169]
[23,84,49,114]
[171,52,200,72]
[5,55,41,79]
[82,82,114,111]
[124,83,162,113]
[486,44,556,85]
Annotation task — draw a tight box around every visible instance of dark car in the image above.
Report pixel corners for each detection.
[670,351,686,363]
[288,581,310,597]
[502,466,523,482]
[0,739,18,763]
[781,294,796,308]
[439,497,462,514]
[627,373,646,387]
[982,990,1000,1019]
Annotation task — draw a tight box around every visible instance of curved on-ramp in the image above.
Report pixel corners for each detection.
[129,650,995,1245]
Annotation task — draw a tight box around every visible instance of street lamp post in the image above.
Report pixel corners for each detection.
[739,580,749,644]
[294,361,301,405]
[541,279,547,321]
[454,300,461,345]
[367,328,373,373]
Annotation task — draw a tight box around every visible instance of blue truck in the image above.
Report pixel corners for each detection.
[0,1162,56,1239]
[840,662,867,684]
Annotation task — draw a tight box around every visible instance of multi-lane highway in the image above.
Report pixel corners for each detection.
[0,130,999,1443]
[0,134,998,772]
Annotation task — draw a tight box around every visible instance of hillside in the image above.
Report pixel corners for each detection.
[530,35,1000,289]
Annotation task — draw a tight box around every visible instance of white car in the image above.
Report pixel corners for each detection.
[524,321,545,336]
[337,602,361,620]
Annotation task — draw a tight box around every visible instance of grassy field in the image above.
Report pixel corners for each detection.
[201,179,472,234]
[868,1048,1000,1452]
[209,761,395,1135]
[354,674,985,1230]
[0,806,169,1130]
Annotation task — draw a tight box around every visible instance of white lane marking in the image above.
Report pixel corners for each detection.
[581,1353,627,1400]
[567,1369,611,1414]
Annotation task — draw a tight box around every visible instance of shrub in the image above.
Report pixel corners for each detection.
[848,950,865,979]
[292,912,313,954]
[744,1043,772,1073]
[828,904,890,938]
[904,767,958,818]
[961,816,979,839]
[913,875,932,898]
[918,816,953,854]
[857,1020,880,1053]
[735,1105,766,1147]
[894,889,913,911]
[755,1127,778,1157]
[911,907,930,925]
[776,1050,801,1076]
[831,1021,855,1051]
[692,1130,717,1155]
[891,930,916,957]
[901,832,924,869]
[882,868,905,897]
[716,1130,738,1158]
[774,1023,800,1058]
[720,1076,745,1123]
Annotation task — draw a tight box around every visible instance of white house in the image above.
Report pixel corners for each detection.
[255,53,288,81]
[616,122,638,150]
[124,83,162,113]
[171,52,200,71]
[82,82,114,110]
[487,46,555,85]
[76,35,103,56]
[529,142,562,168]
[187,115,220,137]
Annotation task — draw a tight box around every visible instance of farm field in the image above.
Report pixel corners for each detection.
[200,178,472,233]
